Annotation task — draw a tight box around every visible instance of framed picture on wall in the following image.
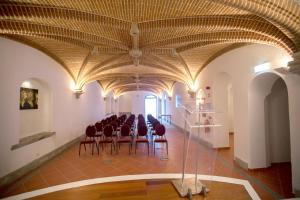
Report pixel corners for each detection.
[20,87,38,110]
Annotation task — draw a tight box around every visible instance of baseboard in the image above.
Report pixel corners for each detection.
[215,147,230,150]
[0,135,83,190]
[234,156,249,170]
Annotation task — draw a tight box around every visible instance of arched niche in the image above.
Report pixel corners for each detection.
[19,78,53,138]
[249,72,290,168]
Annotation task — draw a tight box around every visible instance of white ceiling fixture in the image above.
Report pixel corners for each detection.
[134,74,140,90]
[129,23,142,66]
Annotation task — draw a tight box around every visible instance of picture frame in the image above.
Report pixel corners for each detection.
[20,87,38,110]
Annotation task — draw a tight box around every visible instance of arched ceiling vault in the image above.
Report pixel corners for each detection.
[0,0,299,94]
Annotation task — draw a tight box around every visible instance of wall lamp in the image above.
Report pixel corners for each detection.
[188,90,196,99]
[74,89,84,99]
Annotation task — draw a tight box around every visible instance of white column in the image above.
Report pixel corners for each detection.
[287,52,300,195]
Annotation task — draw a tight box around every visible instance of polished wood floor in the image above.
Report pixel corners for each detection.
[28,180,251,200]
[0,125,294,199]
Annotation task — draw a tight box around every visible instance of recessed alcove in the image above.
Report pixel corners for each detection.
[13,78,54,149]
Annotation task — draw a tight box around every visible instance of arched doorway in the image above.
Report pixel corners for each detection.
[249,72,291,168]
[145,95,157,118]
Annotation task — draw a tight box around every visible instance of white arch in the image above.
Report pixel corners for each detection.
[19,78,53,138]
[248,72,287,168]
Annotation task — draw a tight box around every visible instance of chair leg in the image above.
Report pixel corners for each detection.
[166,142,168,155]
[147,143,149,156]
[92,142,94,155]
[111,142,113,155]
[116,142,119,154]
[83,143,86,151]
[79,144,81,156]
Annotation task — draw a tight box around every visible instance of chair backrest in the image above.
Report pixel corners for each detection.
[86,125,96,137]
[138,125,148,136]
[111,121,118,131]
[120,124,131,137]
[152,121,160,129]
[95,122,103,132]
[103,125,113,137]
[155,124,166,136]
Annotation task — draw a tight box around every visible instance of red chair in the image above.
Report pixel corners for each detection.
[110,121,118,137]
[150,121,160,142]
[99,125,115,154]
[79,125,99,156]
[153,124,168,156]
[135,125,150,155]
[117,124,133,154]
[95,122,103,140]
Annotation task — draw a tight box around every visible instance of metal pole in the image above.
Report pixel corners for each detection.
[195,109,201,192]
[181,109,189,186]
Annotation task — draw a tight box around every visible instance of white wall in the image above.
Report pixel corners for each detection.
[166,82,190,129]
[0,38,106,177]
[118,91,157,116]
[119,94,132,113]
[166,44,300,192]
[266,78,290,164]
[227,85,234,133]
[285,73,300,193]
[197,44,292,165]
[20,79,53,137]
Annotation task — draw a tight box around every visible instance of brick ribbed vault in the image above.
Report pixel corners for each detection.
[0,0,299,95]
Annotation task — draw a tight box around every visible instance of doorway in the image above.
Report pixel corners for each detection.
[145,95,157,118]
[265,78,291,165]
[249,72,291,168]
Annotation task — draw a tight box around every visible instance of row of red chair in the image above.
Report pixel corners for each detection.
[79,114,127,155]
[136,114,150,155]
[147,114,168,155]
[79,114,168,156]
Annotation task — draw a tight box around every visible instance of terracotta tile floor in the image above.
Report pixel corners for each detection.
[0,125,294,199]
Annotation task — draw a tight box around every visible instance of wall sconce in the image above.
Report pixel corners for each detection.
[188,90,196,98]
[74,89,84,98]
[113,96,118,101]
[103,96,107,101]
[168,96,172,101]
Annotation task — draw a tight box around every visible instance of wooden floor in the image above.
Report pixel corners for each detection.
[28,180,251,200]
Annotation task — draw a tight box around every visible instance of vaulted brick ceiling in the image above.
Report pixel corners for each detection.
[0,0,299,96]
